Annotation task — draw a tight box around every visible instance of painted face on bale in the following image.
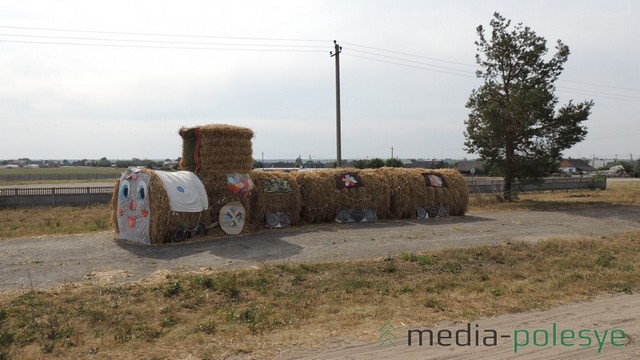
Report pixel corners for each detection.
[117,168,151,244]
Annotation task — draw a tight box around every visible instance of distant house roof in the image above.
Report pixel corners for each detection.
[604,161,633,169]
[405,160,437,169]
[560,159,596,172]
[456,160,486,173]
[269,162,296,168]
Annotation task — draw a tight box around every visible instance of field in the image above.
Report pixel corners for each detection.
[0,180,638,358]
[0,167,122,176]
[0,167,122,186]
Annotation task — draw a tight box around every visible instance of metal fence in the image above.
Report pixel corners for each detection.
[0,186,113,208]
[0,177,607,208]
[465,176,607,194]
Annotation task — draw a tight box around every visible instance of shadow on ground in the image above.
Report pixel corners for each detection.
[116,214,491,261]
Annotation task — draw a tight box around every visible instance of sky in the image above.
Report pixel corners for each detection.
[1,0,639,162]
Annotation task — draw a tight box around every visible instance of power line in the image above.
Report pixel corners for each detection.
[557,87,640,103]
[0,33,327,48]
[559,79,640,93]
[341,40,477,68]
[587,132,640,141]
[347,48,475,75]
[342,40,640,95]
[557,86,640,100]
[0,25,330,42]
[343,53,477,79]
[0,39,326,52]
[3,25,639,98]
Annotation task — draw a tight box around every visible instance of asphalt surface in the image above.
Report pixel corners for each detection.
[1,205,639,292]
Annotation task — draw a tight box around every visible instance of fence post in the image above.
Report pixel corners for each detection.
[14,188,18,208]
[52,187,56,207]
[87,187,91,205]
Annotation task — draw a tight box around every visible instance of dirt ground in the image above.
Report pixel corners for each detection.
[1,205,639,292]
[1,203,639,358]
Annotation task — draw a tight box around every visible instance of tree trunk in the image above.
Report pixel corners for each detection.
[503,172,514,201]
[503,139,516,201]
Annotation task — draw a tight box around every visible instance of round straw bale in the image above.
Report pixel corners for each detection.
[112,168,210,244]
[145,169,211,244]
[110,179,121,233]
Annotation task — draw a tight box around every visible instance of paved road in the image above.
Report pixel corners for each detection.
[1,205,639,292]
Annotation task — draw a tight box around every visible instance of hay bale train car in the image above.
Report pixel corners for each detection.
[112,124,469,245]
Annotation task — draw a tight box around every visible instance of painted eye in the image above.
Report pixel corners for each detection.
[119,180,131,200]
[136,181,148,201]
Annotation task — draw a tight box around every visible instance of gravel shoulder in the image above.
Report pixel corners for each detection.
[1,204,639,292]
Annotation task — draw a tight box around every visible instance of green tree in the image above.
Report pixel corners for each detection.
[465,13,593,200]
[369,158,385,169]
[353,159,370,169]
[252,160,264,169]
[97,157,112,167]
[384,158,404,168]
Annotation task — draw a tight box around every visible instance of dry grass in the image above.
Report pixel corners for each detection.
[0,230,638,359]
[468,180,640,212]
[0,205,110,239]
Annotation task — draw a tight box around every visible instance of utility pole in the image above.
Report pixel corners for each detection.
[330,40,342,167]
[391,146,394,159]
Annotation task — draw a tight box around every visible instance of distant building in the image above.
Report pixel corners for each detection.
[404,160,436,169]
[456,160,487,175]
[162,160,179,170]
[559,158,596,176]
[590,159,607,169]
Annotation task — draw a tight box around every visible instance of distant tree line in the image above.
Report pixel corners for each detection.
[352,158,403,169]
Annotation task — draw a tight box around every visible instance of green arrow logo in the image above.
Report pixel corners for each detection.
[378,322,398,347]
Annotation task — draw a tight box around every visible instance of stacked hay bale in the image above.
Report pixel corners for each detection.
[376,167,469,219]
[179,124,254,229]
[111,168,210,245]
[377,167,435,219]
[291,169,390,223]
[249,170,302,227]
[434,168,469,215]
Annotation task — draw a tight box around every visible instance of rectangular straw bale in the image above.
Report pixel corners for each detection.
[199,172,253,233]
[436,168,469,215]
[376,167,468,218]
[179,124,254,175]
[376,167,431,219]
[416,168,468,215]
[292,169,390,223]
[249,170,302,226]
